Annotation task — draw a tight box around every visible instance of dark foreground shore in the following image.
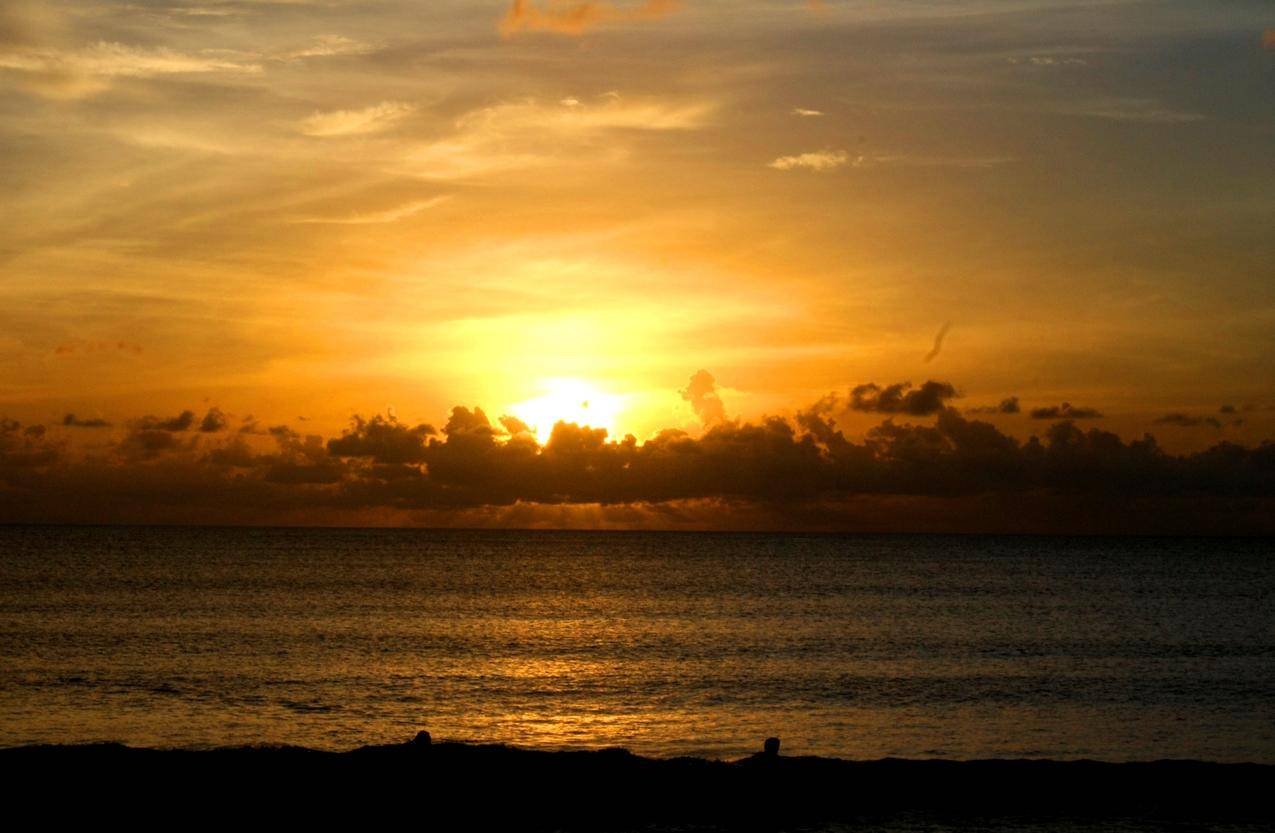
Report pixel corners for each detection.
[3,736,1272,830]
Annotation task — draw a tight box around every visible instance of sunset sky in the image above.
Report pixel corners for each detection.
[1,1,1273,528]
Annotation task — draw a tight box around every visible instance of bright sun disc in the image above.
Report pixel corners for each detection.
[509,378,625,444]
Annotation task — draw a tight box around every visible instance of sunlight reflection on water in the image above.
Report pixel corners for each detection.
[1,527,1272,761]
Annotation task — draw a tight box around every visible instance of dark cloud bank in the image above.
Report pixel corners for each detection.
[2,384,1273,534]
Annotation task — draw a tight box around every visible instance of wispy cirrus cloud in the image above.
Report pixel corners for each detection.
[300,101,415,137]
[0,40,261,97]
[861,154,1016,169]
[771,151,1015,172]
[281,35,377,61]
[0,42,260,77]
[2,27,382,99]
[292,196,451,225]
[1065,97,1204,124]
[404,95,712,179]
[1006,55,1089,67]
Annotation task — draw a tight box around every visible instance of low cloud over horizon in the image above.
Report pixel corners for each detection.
[3,375,1273,534]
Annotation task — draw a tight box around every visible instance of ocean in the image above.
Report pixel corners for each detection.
[1,526,1271,762]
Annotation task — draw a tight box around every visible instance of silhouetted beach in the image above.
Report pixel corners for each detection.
[3,736,1272,830]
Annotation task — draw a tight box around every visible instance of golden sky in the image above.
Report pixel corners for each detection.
[1,1,1273,528]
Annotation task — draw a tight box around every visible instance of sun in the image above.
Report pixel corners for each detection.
[508,377,626,444]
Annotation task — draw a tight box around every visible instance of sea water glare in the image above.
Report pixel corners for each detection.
[1,526,1272,761]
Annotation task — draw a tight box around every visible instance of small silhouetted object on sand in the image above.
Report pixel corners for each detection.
[411,730,431,747]
[762,737,780,757]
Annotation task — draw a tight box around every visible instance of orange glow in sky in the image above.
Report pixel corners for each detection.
[509,378,628,443]
[2,0,1274,528]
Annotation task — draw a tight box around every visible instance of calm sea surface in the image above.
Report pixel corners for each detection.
[0,526,1271,761]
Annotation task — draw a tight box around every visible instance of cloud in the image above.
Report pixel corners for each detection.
[1006,56,1088,67]
[163,7,244,18]
[116,412,207,459]
[4,397,1274,533]
[768,150,849,172]
[291,196,450,225]
[1,29,380,98]
[207,424,350,485]
[499,414,533,436]
[206,436,257,468]
[404,95,711,178]
[850,380,958,416]
[0,41,261,97]
[0,417,62,468]
[282,35,376,61]
[300,101,415,137]
[238,416,268,435]
[62,414,112,428]
[264,434,348,484]
[923,322,950,363]
[680,369,727,426]
[791,108,824,117]
[460,96,709,133]
[499,0,677,38]
[110,410,203,461]
[1030,403,1103,420]
[777,149,1002,176]
[137,410,197,432]
[116,430,183,461]
[1067,98,1204,124]
[967,397,1020,415]
[326,414,436,464]
[858,155,1015,169]
[1155,413,1222,430]
[199,407,229,433]
[0,42,260,77]
[444,406,499,439]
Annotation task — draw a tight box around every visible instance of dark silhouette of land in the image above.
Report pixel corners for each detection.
[2,736,1271,829]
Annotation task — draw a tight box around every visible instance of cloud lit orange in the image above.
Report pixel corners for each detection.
[499,0,678,37]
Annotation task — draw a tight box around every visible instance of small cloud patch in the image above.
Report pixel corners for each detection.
[768,150,848,172]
